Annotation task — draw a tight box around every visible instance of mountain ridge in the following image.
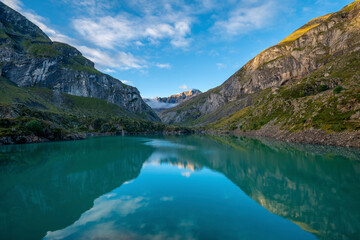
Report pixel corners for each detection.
[0,1,159,122]
[0,1,197,144]
[156,89,202,104]
[159,0,360,147]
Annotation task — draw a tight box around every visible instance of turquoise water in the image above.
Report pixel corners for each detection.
[0,135,359,240]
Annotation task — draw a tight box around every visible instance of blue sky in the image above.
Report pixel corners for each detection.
[1,0,354,98]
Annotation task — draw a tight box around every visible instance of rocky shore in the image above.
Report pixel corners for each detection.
[203,126,360,148]
[0,129,194,145]
[0,133,86,145]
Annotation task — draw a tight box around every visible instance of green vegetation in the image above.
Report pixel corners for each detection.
[317,85,329,92]
[0,77,190,142]
[67,64,101,75]
[260,56,285,68]
[206,48,360,134]
[20,40,102,75]
[0,30,10,40]
[27,43,61,57]
[333,86,343,94]
[280,14,332,44]
[25,120,43,135]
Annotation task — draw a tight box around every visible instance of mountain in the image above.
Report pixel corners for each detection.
[0,1,159,122]
[144,89,202,112]
[156,89,202,104]
[160,0,360,147]
[0,2,195,144]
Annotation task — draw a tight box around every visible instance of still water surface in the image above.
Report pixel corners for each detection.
[0,135,360,240]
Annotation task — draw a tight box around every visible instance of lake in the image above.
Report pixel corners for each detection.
[0,135,360,240]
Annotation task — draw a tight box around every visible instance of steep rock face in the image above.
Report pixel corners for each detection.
[161,1,360,124]
[0,2,159,122]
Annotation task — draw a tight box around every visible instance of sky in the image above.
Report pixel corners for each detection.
[0,0,354,98]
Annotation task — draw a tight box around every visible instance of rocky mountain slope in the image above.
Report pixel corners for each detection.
[144,89,202,112]
[0,77,189,145]
[160,0,360,146]
[0,1,159,122]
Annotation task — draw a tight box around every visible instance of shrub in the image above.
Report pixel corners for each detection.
[332,123,346,132]
[333,86,343,94]
[317,85,329,92]
[25,120,43,135]
[229,124,237,131]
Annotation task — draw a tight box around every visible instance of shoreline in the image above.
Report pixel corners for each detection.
[201,128,360,149]
[0,130,193,146]
[1,127,359,148]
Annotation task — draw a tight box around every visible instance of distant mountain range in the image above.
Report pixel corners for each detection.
[160,0,360,147]
[144,89,201,112]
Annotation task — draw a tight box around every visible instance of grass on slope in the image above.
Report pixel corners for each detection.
[279,13,332,44]
[0,77,129,117]
[0,78,188,139]
[21,40,102,75]
[209,50,360,133]
[29,87,130,118]
[0,77,56,110]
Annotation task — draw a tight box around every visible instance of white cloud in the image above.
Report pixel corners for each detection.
[160,196,174,202]
[181,172,191,178]
[213,1,277,36]
[144,98,178,109]
[60,0,117,17]
[1,0,146,72]
[156,63,171,69]
[73,15,192,49]
[77,46,146,70]
[104,68,116,73]
[1,0,286,73]
[216,63,226,69]
[121,80,134,86]
[44,195,148,240]
[179,84,189,90]
[1,0,75,45]
[1,0,22,10]
[23,11,75,44]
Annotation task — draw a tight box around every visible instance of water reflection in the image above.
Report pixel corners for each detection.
[161,136,360,240]
[0,137,153,240]
[0,135,359,240]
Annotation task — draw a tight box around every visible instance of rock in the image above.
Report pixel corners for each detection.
[156,89,202,104]
[161,0,360,125]
[0,2,159,122]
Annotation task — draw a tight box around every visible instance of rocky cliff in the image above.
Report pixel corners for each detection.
[0,2,159,122]
[160,0,360,141]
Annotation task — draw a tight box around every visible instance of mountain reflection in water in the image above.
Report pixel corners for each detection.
[0,135,359,240]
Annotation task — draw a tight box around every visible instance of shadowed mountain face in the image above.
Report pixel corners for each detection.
[0,2,158,121]
[1,136,359,240]
[160,1,360,136]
